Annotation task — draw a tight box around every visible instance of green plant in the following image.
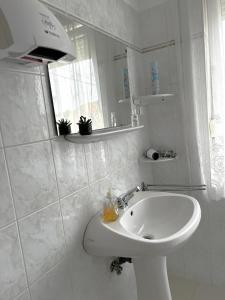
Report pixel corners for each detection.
[77,116,92,126]
[57,118,72,135]
[77,116,92,135]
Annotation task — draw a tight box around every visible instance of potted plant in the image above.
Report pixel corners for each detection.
[77,116,92,135]
[57,119,72,135]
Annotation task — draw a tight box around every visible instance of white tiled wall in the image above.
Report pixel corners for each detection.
[1,0,225,299]
[41,0,140,47]
[0,58,144,300]
[0,0,144,295]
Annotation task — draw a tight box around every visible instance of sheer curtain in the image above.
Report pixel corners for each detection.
[204,0,225,200]
[48,25,104,132]
[178,0,225,201]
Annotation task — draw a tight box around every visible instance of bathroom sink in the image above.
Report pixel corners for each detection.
[83,191,201,257]
[83,191,201,300]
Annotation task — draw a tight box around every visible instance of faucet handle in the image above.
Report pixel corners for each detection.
[117,197,127,209]
[140,182,147,191]
[136,185,141,192]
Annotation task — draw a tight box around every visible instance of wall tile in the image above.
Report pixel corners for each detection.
[189,0,204,36]
[106,263,137,300]
[84,141,109,183]
[0,149,15,228]
[65,0,140,47]
[0,131,3,148]
[89,177,112,211]
[183,248,212,284]
[140,4,168,48]
[18,203,65,284]
[209,200,225,225]
[68,247,110,300]
[6,141,58,218]
[110,161,141,196]
[14,290,30,300]
[167,249,185,278]
[108,135,128,173]
[52,140,88,198]
[169,275,198,300]
[0,62,41,75]
[211,221,225,255]
[61,187,90,253]
[0,223,27,300]
[42,0,66,10]
[211,253,225,286]
[192,283,225,300]
[66,0,93,24]
[126,131,144,162]
[0,71,48,146]
[30,260,74,300]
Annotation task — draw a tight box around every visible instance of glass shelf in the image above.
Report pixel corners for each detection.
[58,125,144,144]
[140,156,177,163]
[118,98,130,104]
[133,94,175,106]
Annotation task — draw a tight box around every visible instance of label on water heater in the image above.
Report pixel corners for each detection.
[39,12,60,38]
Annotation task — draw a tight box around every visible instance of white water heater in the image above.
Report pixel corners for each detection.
[0,0,75,65]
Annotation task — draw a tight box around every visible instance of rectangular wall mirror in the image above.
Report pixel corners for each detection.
[48,10,132,135]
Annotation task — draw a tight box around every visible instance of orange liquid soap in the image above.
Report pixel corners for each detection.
[102,189,119,223]
[103,204,119,223]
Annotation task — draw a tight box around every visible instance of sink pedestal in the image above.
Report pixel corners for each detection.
[133,256,172,300]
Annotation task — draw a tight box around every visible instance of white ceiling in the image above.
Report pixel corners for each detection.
[123,0,168,12]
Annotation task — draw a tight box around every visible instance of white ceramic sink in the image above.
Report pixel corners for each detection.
[84,191,201,257]
[83,191,201,300]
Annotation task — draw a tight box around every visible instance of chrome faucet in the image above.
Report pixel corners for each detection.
[117,185,141,209]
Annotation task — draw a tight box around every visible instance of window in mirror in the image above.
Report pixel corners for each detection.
[48,12,131,135]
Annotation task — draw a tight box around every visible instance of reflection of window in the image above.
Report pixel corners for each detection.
[48,27,104,133]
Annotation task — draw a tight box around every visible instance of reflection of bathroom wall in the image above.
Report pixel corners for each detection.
[94,31,131,127]
[129,1,189,188]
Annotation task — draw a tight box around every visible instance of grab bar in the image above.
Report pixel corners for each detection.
[142,183,207,192]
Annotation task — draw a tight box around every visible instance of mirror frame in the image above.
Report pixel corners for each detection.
[45,4,137,136]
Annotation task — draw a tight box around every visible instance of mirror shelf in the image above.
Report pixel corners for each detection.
[118,98,131,104]
[133,94,175,106]
[63,125,144,144]
[140,156,178,163]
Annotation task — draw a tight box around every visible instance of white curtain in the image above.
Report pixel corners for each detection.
[204,0,225,200]
[178,0,211,199]
[49,25,104,132]
[178,0,225,201]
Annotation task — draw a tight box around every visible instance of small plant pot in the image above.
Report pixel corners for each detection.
[58,125,72,136]
[78,124,92,135]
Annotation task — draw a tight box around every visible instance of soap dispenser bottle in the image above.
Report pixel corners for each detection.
[102,189,119,223]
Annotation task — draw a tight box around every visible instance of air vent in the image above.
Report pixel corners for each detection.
[28,47,66,61]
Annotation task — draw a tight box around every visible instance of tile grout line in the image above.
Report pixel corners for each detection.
[67,142,92,296]
[50,138,85,298]
[26,255,69,291]
[41,71,79,296]
[16,200,60,222]
[49,140,68,251]
[40,74,71,289]
[0,124,33,300]
[0,173,102,228]
[0,65,42,76]
[3,137,52,149]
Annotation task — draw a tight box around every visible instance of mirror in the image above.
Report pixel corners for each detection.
[48,11,132,135]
